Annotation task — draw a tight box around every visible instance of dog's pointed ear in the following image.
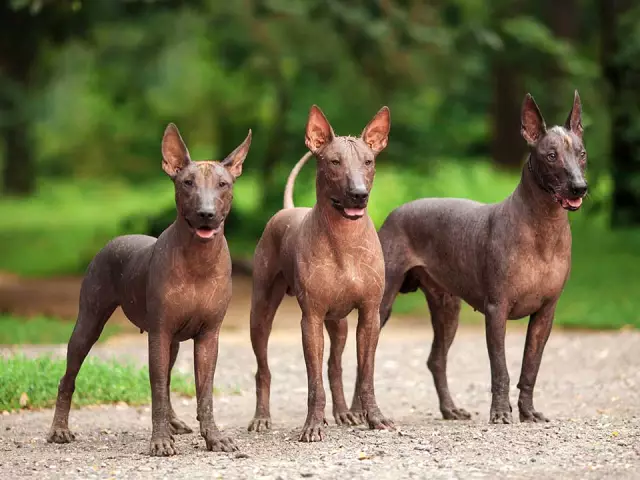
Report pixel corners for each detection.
[222,129,252,179]
[564,90,583,139]
[305,105,334,153]
[361,106,390,154]
[521,94,547,146]
[162,123,191,178]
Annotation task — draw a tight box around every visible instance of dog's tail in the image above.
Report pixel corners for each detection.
[283,152,313,209]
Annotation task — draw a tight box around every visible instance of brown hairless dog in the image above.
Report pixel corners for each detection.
[248,105,394,442]
[349,91,588,424]
[47,124,251,456]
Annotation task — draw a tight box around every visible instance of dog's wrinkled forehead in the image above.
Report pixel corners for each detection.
[321,136,373,164]
[542,126,584,154]
[183,161,233,182]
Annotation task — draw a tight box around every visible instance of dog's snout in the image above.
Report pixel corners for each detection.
[569,181,588,197]
[347,187,369,202]
[197,209,215,220]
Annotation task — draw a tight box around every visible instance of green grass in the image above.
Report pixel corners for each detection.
[0,355,198,412]
[0,315,122,345]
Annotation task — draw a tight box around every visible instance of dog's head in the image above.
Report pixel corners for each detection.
[304,105,390,220]
[521,91,588,211]
[161,124,251,240]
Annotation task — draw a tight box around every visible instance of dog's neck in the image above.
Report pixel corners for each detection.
[314,177,370,240]
[512,156,568,227]
[172,214,225,268]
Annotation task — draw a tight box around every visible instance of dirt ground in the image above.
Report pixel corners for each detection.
[1,273,639,479]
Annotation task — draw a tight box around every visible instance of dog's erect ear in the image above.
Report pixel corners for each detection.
[564,90,583,139]
[361,106,390,154]
[305,105,334,153]
[521,94,547,146]
[162,123,191,178]
[221,129,252,179]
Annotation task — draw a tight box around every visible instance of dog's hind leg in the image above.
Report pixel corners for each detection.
[325,317,361,426]
[248,273,286,432]
[167,341,193,434]
[48,271,117,443]
[423,283,470,420]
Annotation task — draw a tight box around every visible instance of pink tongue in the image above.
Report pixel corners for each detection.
[566,197,583,208]
[343,208,365,217]
[196,228,216,239]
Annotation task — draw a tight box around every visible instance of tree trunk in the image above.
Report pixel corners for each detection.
[0,4,38,195]
[602,0,640,227]
[490,57,526,168]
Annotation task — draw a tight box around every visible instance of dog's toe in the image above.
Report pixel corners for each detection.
[442,407,472,420]
[47,428,75,444]
[490,411,513,424]
[247,417,271,432]
[334,410,360,426]
[149,436,177,456]
[205,435,237,452]
[520,410,550,423]
[169,417,193,435]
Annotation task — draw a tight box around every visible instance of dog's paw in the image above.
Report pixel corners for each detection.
[349,408,366,425]
[149,435,177,456]
[442,407,472,420]
[489,409,513,424]
[202,429,238,452]
[169,417,193,435]
[247,416,271,432]
[298,418,327,442]
[519,409,550,423]
[365,410,395,430]
[334,409,361,426]
[47,427,75,444]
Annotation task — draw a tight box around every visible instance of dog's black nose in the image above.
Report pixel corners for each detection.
[347,188,369,202]
[569,181,588,197]
[197,209,215,220]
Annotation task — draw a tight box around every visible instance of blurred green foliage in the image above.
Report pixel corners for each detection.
[0,0,639,329]
[0,314,121,344]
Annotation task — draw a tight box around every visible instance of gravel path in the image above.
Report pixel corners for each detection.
[1,323,639,479]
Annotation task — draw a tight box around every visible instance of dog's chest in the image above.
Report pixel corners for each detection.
[507,245,570,319]
[296,240,384,313]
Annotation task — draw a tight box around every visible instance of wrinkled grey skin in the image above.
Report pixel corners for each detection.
[349,91,588,424]
[248,105,394,442]
[47,124,252,456]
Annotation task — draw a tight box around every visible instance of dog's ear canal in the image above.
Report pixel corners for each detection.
[162,123,191,178]
[361,106,391,154]
[222,129,252,179]
[305,105,335,154]
[521,94,547,146]
[564,90,583,139]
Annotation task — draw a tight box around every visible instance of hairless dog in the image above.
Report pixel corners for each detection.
[349,91,588,424]
[47,124,251,456]
[248,105,394,442]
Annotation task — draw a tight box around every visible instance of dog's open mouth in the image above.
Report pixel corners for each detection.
[331,199,366,220]
[555,195,583,211]
[195,224,222,239]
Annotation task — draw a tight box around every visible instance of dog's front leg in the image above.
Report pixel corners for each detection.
[148,329,177,456]
[355,304,394,430]
[194,327,237,452]
[485,302,512,424]
[299,310,328,442]
[517,299,557,423]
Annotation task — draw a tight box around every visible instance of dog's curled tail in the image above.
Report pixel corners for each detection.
[283,151,313,209]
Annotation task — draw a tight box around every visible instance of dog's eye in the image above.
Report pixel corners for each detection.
[364,159,373,166]
[547,152,557,161]
[580,150,586,158]
[331,159,340,166]
[218,181,228,188]
[183,179,193,187]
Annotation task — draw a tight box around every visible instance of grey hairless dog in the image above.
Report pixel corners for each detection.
[348,91,588,424]
[47,124,251,456]
[248,105,394,442]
